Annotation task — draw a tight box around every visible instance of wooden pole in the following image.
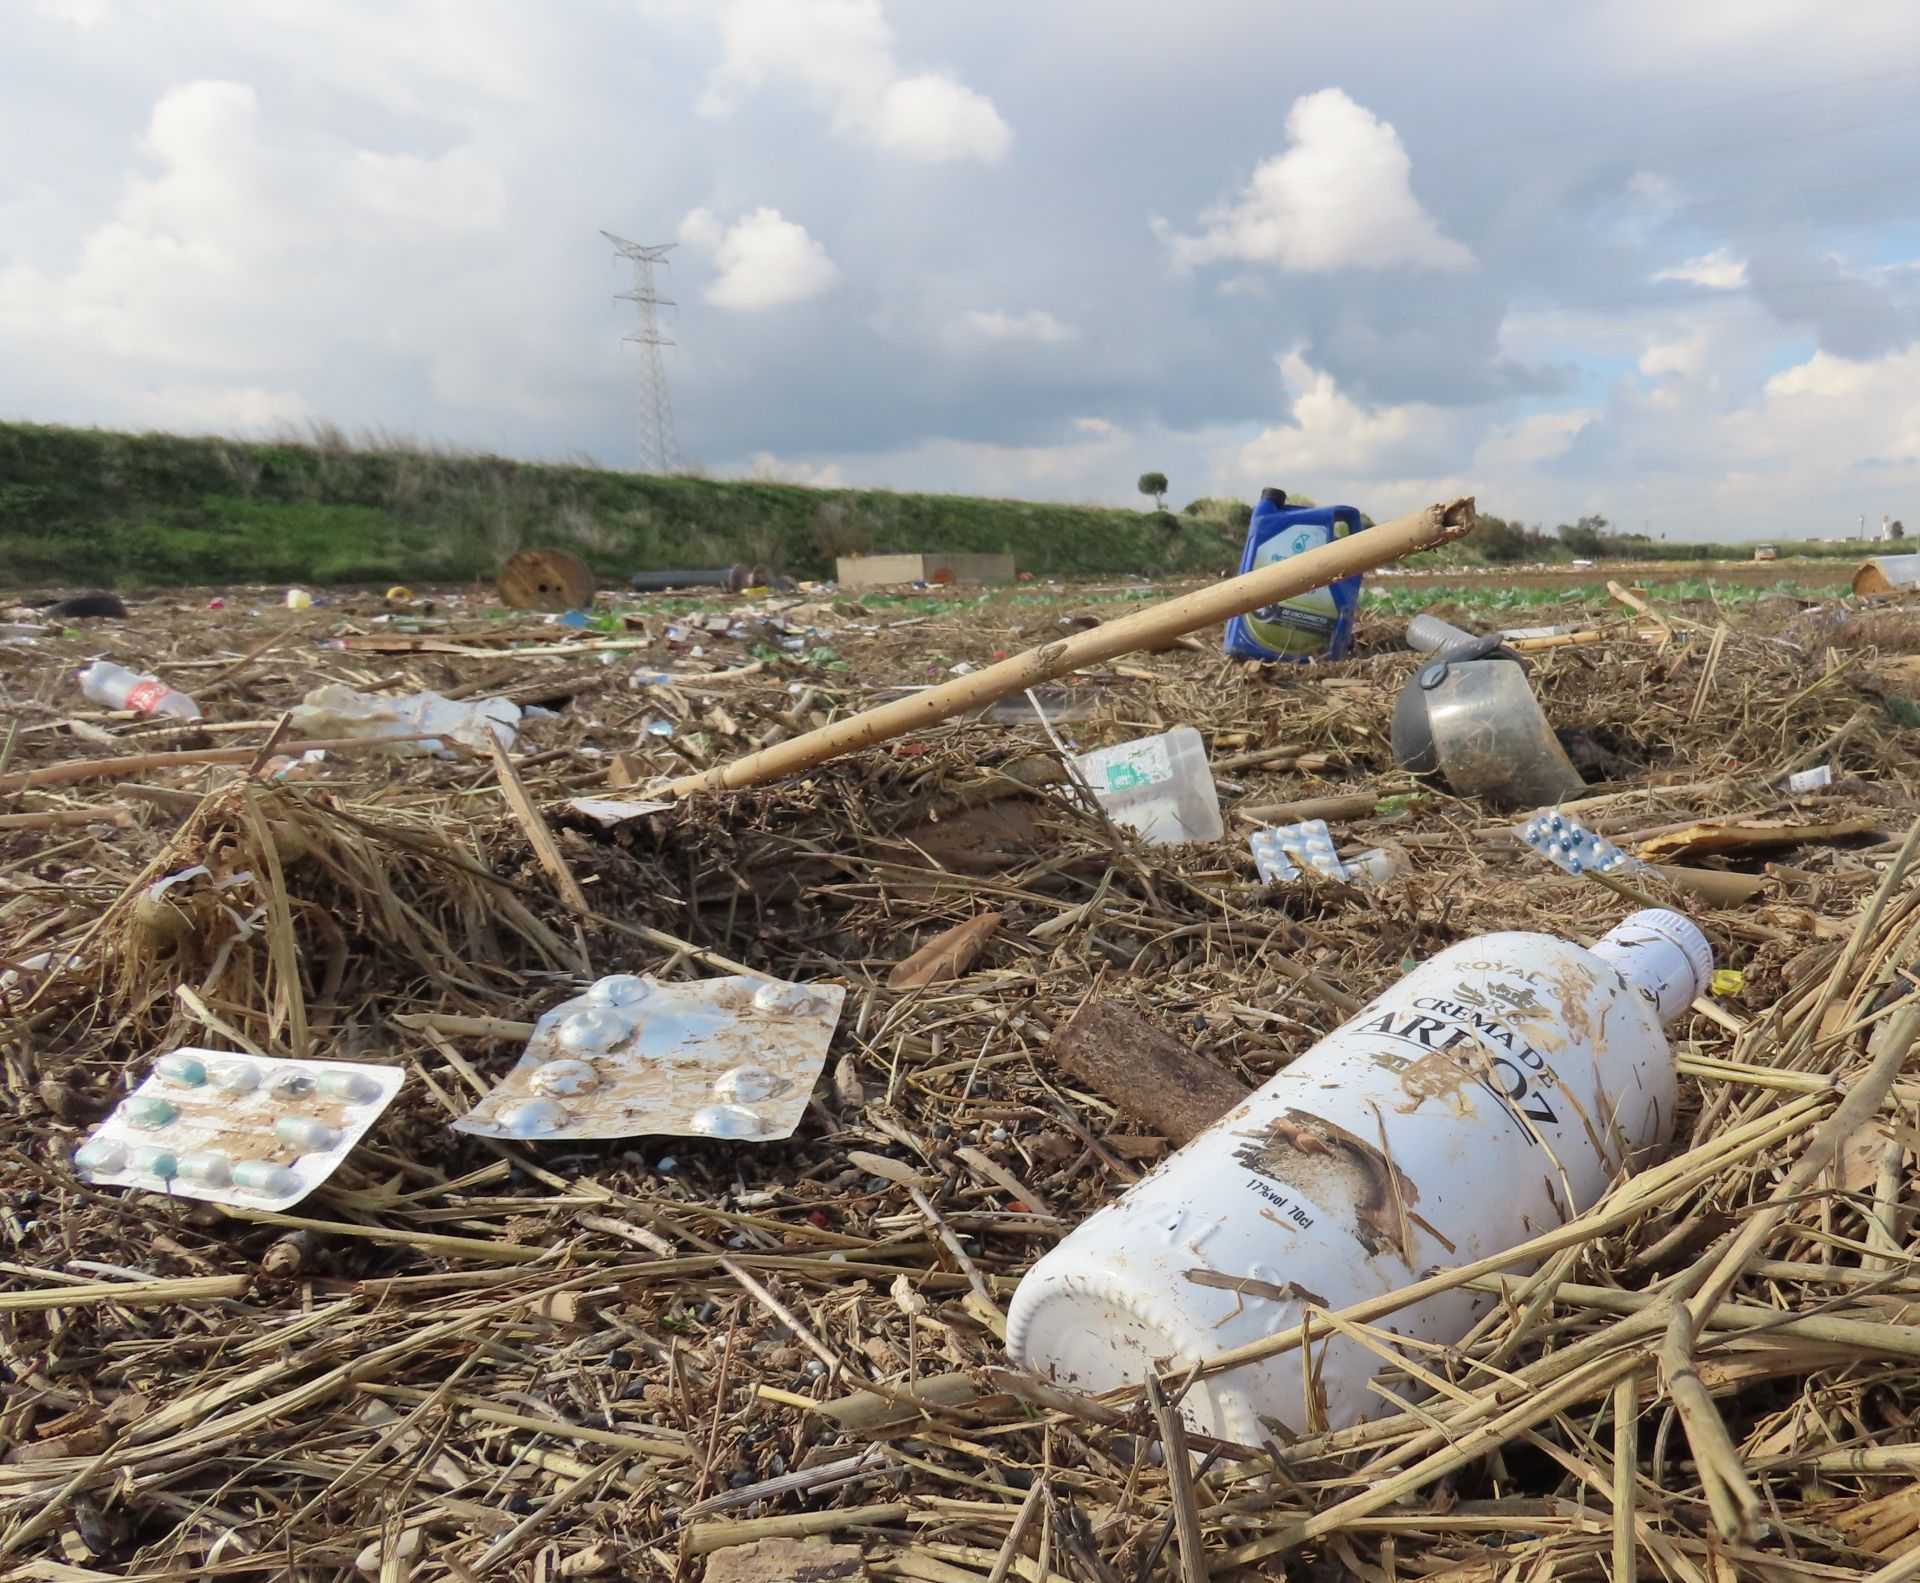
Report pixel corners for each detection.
[667,496,1476,798]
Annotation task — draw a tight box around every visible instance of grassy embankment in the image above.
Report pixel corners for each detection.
[0,422,1242,589]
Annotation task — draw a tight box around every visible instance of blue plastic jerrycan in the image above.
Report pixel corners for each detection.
[1222,488,1367,662]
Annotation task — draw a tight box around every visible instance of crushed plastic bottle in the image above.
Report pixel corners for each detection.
[77,660,202,722]
[1006,910,1712,1443]
[289,683,519,758]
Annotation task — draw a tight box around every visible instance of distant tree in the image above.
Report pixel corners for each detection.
[1893,520,1907,541]
[1137,471,1168,511]
[1473,513,1534,564]
[1230,501,1253,530]
[1559,514,1611,556]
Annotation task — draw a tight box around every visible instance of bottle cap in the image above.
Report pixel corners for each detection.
[1259,486,1287,507]
[1592,909,1713,1026]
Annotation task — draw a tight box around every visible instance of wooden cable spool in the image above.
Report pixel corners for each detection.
[498,548,596,611]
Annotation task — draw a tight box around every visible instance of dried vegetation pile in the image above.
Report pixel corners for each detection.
[4,578,1920,1581]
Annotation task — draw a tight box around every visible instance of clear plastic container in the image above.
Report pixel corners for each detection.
[1006,909,1712,1443]
[1072,725,1223,845]
[77,660,202,722]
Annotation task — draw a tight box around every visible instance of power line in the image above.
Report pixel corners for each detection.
[603,232,683,475]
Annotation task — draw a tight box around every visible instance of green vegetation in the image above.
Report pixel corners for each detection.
[0,422,1242,590]
[1453,509,1870,567]
[1362,577,1850,615]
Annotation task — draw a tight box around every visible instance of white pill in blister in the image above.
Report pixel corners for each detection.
[233,1159,302,1196]
[318,1069,382,1104]
[274,1116,339,1151]
[210,1061,261,1093]
[74,1138,128,1175]
[751,981,819,1016]
[179,1151,233,1187]
[155,1052,207,1086]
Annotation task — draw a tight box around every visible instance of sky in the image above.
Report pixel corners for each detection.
[3,0,1919,540]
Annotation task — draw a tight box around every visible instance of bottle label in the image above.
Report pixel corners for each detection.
[124,680,170,714]
[1357,988,1564,1140]
[1232,1109,1407,1254]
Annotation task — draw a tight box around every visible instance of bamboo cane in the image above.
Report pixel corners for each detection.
[665,496,1476,797]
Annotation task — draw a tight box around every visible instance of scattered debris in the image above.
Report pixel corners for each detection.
[886,912,1003,989]
[1050,999,1253,1147]
[9,541,1920,1579]
[835,551,1016,587]
[290,682,520,756]
[40,592,129,620]
[498,545,596,610]
[629,565,756,593]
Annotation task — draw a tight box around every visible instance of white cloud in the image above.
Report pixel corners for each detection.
[742,451,847,487]
[698,0,1010,162]
[0,80,507,370]
[1473,409,1597,472]
[34,0,111,24]
[1073,416,1114,434]
[677,206,839,311]
[1237,352,1462,478]
[1158,89,1472,274]
[1628,170,1675,203]
[1653,248,1748,290]
[135,383,310,431]
[956,308,1074,344]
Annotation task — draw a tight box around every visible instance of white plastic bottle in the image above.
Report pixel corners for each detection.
[77,661,202,722]
[1006,909,1711,1444]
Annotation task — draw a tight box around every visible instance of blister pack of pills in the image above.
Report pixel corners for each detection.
[1250,820,1350,883]
[452,973,845,1143]
[72,1051,405,1211]
[1515,810,1640,876]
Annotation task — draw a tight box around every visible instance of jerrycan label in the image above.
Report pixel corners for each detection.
[1244,522,1341,655]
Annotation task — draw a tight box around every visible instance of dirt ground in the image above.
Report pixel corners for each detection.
[5,574,1920,1579]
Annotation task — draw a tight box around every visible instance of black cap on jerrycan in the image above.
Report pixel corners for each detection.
[1260,487,1287,507]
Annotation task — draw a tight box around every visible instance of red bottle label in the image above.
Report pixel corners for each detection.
[124,680,169,713]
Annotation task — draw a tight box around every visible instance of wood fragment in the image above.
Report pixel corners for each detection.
[1049,999,1251,1145]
